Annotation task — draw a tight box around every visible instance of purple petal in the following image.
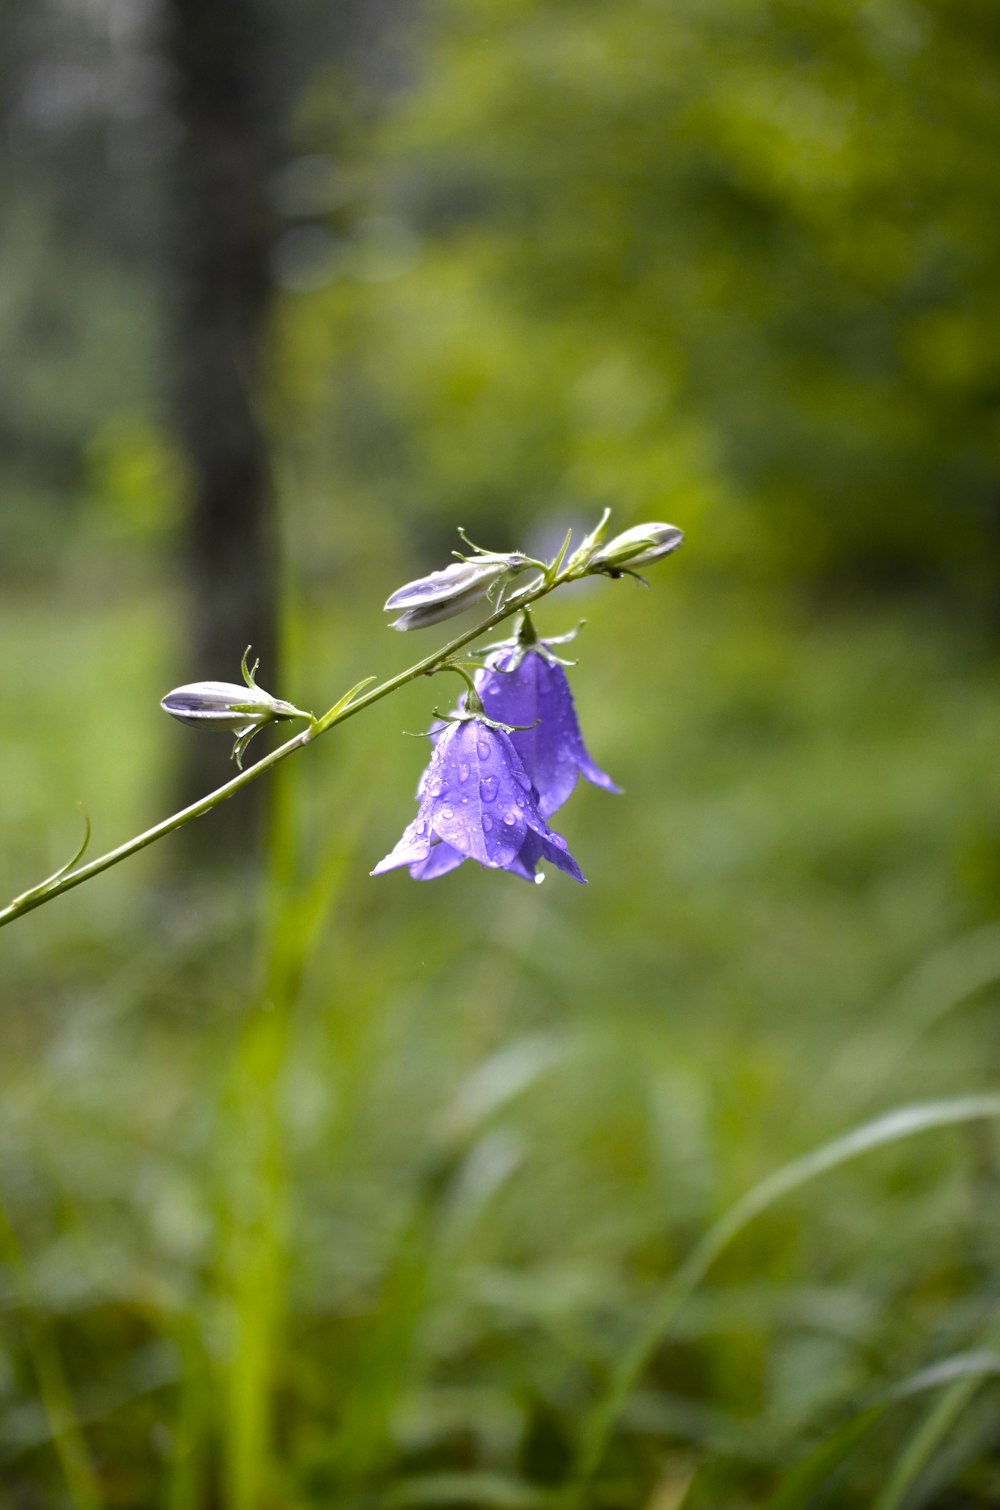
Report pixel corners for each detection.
[426,721,532,870]
[574,745,621,796]
[373,713,588,883]
[476,649,619,817]
[522,811,587,883]
[409,841,466,880]
[370,813,433,875]
[384,559,503,612]
[506,831,543,882]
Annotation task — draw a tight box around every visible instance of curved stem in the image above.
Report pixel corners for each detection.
[0,568,575,930]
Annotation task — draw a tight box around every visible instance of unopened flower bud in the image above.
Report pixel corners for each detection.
[590,522,684,572]
[160,681,304,729]
[161,656,312,768]
[385,554,532,630]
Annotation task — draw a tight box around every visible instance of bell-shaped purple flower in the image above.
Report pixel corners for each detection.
[371,717,585,884]
[474,647,620,818]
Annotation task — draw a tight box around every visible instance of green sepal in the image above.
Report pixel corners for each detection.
[566,507,612,574]
[432,705,540,738]
[241,645,261,690]
[231,724,265,769]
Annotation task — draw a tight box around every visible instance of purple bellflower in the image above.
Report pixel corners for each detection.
[371,717,585,884]
[474,645,620,818]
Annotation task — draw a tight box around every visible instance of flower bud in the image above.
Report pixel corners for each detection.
[385,554,532,630]
[590,522,684,571]
[160,681,304,730]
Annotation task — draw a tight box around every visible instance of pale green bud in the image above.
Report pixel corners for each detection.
[590,522,684,572]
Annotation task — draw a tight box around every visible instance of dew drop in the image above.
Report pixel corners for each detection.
[482,813,494,832]
[551,833,567,849]
[440,805,454,820]
[477,737,492,761]
[502,812,517,827]
[515,770,532,792]
[479,774,499,803]
[415,820,427,835]
[534,873,546,886]
[458,760,470,783]
[428,779,443,797]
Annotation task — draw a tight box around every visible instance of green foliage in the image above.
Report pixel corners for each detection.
[280,0,1000,610]
[1,581,998,1506]
[4,0,1000,1503]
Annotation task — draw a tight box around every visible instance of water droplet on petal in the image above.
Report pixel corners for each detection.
[428,779,443,797]
[479,774,499,803]
[551,833,567,849]
[482,812,494,832]
[502,812,517,827]
[440,805,454,820]
[415,820,427,835]
[458,760,470,782]
[496,843,517,867]
[534,873,546,885]
[477,737,492,761]
[515,770,532,791]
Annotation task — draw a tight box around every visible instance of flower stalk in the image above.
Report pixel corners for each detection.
[0,515,682,929]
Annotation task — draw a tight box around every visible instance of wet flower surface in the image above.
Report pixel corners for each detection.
[384,553,534,630]
[160,680,301,728]
[475,647,620,817]
[371,717,585,883]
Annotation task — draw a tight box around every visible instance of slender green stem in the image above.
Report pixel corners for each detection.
[0,568,577,931]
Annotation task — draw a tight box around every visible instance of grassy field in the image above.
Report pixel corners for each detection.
[1,567,999,1508]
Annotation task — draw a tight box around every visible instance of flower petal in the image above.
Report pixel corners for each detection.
[373,713,587,883]
[476,649,620,817]
[522,811,587,883]
[427,721,532,870]
[370,814,433,875]
[408,841,466,880]
[384,559,504,613]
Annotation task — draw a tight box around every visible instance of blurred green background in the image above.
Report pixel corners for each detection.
[2,0,1000,1506]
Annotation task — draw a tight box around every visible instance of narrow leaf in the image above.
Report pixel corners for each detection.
[576,1096,1000,1484]
[8,805,92,908]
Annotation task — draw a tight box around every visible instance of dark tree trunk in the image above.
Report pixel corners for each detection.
[162,0,284,847]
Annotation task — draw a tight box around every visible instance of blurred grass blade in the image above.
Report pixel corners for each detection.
[828,923,1000,1102]
[0,1206,101,1510]
[218,742,377,1510]
[761,1350,1000,1510]
[761,1408,883,1510]
[873,1345,1000,1510]
[575,1095,1000,1485]
[163,1315,210,1510]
